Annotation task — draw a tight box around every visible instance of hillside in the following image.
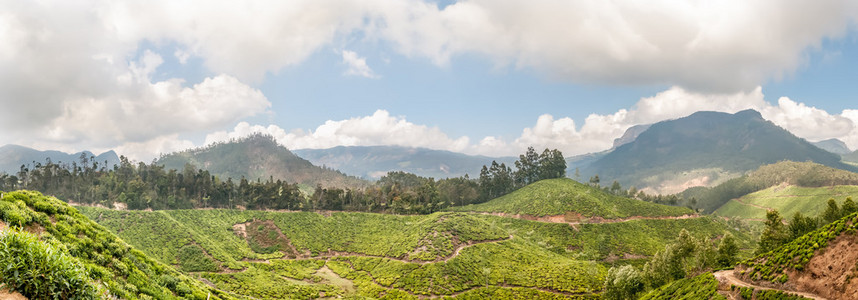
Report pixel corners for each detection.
[581,110,854,194]
[0,144,119,175]
[157,134,367,189]
[681,161,858,213]
[811,138,851,155]
[0,190,231,299]
[293,145,516,179]
[732,212,858,299]
[714,185,858,221]
[79,208,611,298]
[77,206,751,299]
[448,178,692,218]
[642,213,858,299]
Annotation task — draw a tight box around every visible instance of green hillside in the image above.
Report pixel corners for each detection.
[157,134,367,189]
[78,208,606,298]
[74,205,751,299]
[714,185,858,220]
[449,178,692,218]
[582,110,854,193]
[681,161,858,213]
[736,212,858,299]
[0,190,231,299]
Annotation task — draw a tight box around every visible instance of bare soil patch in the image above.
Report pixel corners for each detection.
[0,288,27,300]
[786,234,858,300]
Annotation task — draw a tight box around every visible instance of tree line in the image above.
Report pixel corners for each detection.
[756,197,857,255]
[0,147,565,214]
[603,229,738,299]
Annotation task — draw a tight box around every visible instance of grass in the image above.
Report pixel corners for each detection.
[449,178,692,218]
[714,185,858,220]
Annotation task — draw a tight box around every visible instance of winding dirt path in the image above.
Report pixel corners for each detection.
[713,270,827,300]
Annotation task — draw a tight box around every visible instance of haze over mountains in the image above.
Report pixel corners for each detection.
[579,109,855,193]
[293,146,516,179]
[3,109,857,194]
[0,144,120,174]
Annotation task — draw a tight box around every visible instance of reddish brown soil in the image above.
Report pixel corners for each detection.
[787,234,858,300]
[0,289,27,300]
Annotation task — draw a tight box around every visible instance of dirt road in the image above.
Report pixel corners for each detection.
[713,270,827,300]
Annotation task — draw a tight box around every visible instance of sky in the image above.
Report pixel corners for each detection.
[3,0,858,161]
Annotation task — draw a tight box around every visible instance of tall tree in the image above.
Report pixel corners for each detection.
[757,210,788,255]
[514,147,540,187]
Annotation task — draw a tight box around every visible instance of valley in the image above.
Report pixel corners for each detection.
[3,110,858,299]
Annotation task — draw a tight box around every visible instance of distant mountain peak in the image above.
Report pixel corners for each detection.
[612,124,652,149]
[812,138,851,155]
[157,134,367,189]
[734,108,763,119]
[582,109,852,194]
[0,144,121,174]
[293,145,515,179]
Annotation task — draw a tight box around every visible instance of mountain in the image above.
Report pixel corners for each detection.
[565,150,609,177]
[0,144,119,175]
[612,124,651,148]
[812,138,851,155]
[843,149,858,164]
[157,134,367,189]
[293,145,516,179]
[449,178,692,219]
[0,190,230,299]
[581,109,854,194]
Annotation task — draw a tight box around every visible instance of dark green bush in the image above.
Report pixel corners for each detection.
[0,227,99,299]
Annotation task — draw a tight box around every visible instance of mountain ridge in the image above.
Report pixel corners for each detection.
[581,109,854,193]
[0,144,120,174]
[293,145,516,179]
[157,134,368,189]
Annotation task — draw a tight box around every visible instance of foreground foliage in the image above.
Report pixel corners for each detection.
[0,190,231,299]
[639,273,725,300]
[743,212,858,283]
[0,227,100,299]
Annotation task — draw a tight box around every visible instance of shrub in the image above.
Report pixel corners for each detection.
[0,227,99,299]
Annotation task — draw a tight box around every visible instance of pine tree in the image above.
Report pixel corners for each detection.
[757,210,788,255]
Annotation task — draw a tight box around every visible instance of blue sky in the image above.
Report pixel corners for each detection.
[2,1,858,160]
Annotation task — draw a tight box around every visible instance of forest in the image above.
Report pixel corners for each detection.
[0,147,565,214]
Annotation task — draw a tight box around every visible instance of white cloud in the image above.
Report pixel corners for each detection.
[174,48,191,64]
[198,85,858,160]
[3,0,858,161]
[0,2,272,161]
[511,86,858,156]
[371,0,858,92]
[341,50,379,78]
[205,110,470,152]
[114,135,196,163]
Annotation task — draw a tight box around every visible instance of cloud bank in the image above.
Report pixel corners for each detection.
[2,0,858,160]
[205,86,858,158]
